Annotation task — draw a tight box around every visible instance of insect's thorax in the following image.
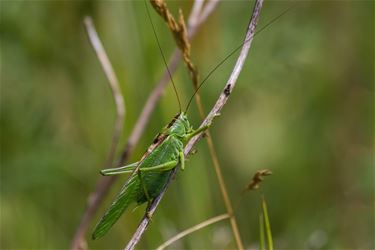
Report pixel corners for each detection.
[146,135,183,166]
[166,112,192,139]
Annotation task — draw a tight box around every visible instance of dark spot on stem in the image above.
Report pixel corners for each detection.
[153,134,160,144]
[167,118,176,128]
[202,131,208,138]
[224,84,231,97]
[167,113,180,128]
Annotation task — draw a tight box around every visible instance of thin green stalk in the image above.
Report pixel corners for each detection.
[259,213,265,250]
[261,196,273,250]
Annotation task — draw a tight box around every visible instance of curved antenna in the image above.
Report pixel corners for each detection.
[144,0,182,112]
[185,4,296,112]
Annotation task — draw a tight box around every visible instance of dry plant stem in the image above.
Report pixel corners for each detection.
[70,17,126,250]
[190,31,244,250]
[203,129,245,249]
[70,2,219,249]
[188,0,204,27]
[125,1,263,249]
[84,17,125,168]
[156,213,230,250]
[186,0,264,153]
[197,0,219,25]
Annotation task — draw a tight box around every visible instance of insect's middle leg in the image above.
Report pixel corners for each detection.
[137,169,152,209]
[136,159,179,215]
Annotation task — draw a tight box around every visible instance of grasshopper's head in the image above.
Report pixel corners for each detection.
[168,112,193,138]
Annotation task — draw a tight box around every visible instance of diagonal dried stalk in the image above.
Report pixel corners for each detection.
[124,0,264,249]
[158,169,273,248]
[70,1,219,249]
[150,0,244,248]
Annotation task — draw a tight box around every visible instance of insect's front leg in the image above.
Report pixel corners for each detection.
[179,150,185,170]
[184,122,212,142]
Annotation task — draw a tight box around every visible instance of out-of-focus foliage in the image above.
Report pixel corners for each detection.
[1,1,373,249]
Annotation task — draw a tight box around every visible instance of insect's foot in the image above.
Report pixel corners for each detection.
[205,120,213,130]
[189,148,198,155]
[146,212,153,221]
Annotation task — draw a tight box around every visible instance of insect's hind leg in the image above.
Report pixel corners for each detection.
[100,162,140,176]
[102,160,179,176]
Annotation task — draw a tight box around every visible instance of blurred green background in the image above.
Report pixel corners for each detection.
[1,0,374,249]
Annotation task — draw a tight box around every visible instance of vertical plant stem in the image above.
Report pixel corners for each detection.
[208,133,244,249]
[194,88,244,250]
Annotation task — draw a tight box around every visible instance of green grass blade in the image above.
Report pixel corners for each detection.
[259,213,265,250]
[261,196,273,250]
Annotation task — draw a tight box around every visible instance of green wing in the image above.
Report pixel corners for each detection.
[92,174,140,239]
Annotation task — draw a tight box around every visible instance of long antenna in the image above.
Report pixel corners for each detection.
[144,0,182,112]
[185,4,296,112]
